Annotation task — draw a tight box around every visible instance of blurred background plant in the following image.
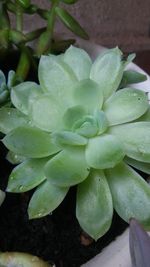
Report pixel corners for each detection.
[0,0,88,83]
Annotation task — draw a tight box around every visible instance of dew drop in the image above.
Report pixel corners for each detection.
[10,176,14,180]
[7,111,11,115]
[19,185,24,190]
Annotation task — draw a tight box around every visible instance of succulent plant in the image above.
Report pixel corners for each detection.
[0,70,15,106]
[1,46,150,240]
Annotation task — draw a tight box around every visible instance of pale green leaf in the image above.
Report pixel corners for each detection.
[11,82,42,115]
[3,126,60,158]
[52,131,87,146]
[74,115,98,138]
[104,88,149,125]
[109,122,150,162]
[63,46,92,80]
[106,162,150,229]
[28,180,69,219]
[30,94,64,132]
[6,151,26,164]
[38,55,77,106]
[73,79,103,112]
[0,107,28,134]
[85,134,125,169]
[0,189,5,206]
[63,105,86,130]
[90,47,124,100]
[136,106,150,122]
[125,157,150,175]
[76,170,113,240]
[7,158,49,192]
[45,147,89,187]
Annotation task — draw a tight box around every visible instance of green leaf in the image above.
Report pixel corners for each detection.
[74,115,99,138]
[60,0,78,4]
[106,162,150,229]
[136,106,150,122]
[0,70,6,86]
[125,157,150,175]
[38,55,77,106]
[3,126,60,158]
[0,189,5,206]
[90,47,124,100]
[52,131,87,146]
[45,147,89,187]
[124,53,136,67]
[11,82,42,115]
[28,180,69,219]
[109,122,150,162]
[63,46,92,80]
[76,170,113,240]
[63,105,86,130]
[120,70,147,88]
[104,88,149,125]
[7,158,49,193]
[6,151,26,165]
[73,79,103,112]
[55,7,89,40]
[18,0,30,8]
[0,107,28,134]
[95,110,109,135]
[85,134,125,169]
[7,70,15,88]
[30,94,64,132]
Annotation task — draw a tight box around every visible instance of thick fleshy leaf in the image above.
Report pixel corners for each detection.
[0,70,6,86]
[76,170,113,240]
[109,122,150,162]
[30,94,64,132]
[38,55,77,105]
[63,46,92,80]
[136,106,150,122]
[74,115,99,138]
[73,79,103,112]
[0,108,28,134]
[0,189,5,206]
[90,48,124,99]
[3,126,60,158]
[120,70,147,88]
[125,157,150,175]
[45,147,89,187]
[7,158,49,192]
[28,180,69,219]
[52,131,87,146]
[11,82,41,115]
[106,162,150,228]
[85,134,125,169]
[104,88,149,125]
[63,105,86,130]
[6,151,26,164]
[95,110,109,135]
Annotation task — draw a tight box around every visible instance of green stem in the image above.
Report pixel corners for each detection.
[47,0,59,34]
[16,0,23,32]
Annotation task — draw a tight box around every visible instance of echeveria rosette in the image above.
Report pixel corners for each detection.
[1,46,150,241]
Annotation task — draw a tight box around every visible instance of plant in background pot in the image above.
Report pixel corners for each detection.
[0,45,150,266]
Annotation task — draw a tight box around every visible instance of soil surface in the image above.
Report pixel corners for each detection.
[0,49,149,267]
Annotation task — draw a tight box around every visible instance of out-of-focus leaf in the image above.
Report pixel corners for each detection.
[60,0,78,4]
[55,7,89,40]
[76,170,113,240]
[125,157,150,175]
[0,189,5,206]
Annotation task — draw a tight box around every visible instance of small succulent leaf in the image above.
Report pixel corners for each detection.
[55,7,89,40]
[38,54,77,106]
[0,189,5,206]
[0,108,28,134]
[3,126,60,158]
[73,79,103,112]
[30,94,64,132]
[105,162,150,228]
[94,110,109,134]
[90,47,124,100]
[120,70,147,88]
[6,151,26,165]
[85,134,125,169]
[104,88,149,125]
[0,70,6,86]
[45,147,89,187]
[11,82,42,115]
[76,170,113,240]
[125,157,150,175]
[63,46,92,80]
[136,106,150,122]
[7,158,49,192]
[74,116,98,138]
[28,180,69,219]
[109,122,150,162]
[0,252,51,267]
[124,53,136,67]
[7,70,16,88]
[63,105,86,130]
[129,218,150,267]
[52,131,87,146]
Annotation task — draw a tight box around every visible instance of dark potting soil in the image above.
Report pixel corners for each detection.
[0,49,149,267]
